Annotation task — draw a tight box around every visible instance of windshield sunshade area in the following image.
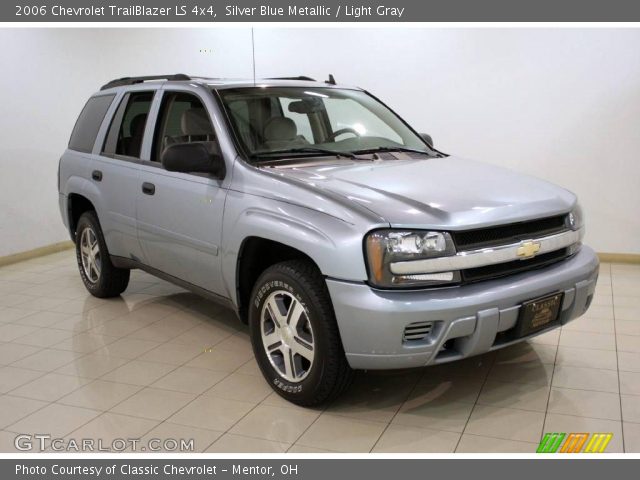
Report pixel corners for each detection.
[217,86,433,160]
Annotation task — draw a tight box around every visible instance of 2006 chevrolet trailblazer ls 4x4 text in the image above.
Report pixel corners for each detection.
[58,74,599,405]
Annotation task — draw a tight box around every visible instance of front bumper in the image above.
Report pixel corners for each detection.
[327,246,599,370]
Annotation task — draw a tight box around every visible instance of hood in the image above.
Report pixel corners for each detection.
[266,156,576,229]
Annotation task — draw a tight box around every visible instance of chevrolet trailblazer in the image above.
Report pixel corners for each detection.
[58,74,599,405]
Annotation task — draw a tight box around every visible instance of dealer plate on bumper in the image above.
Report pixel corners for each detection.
[514,292,564,338]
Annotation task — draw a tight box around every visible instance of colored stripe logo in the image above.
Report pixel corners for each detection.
[584,433,613,453]
[537,432,613,453]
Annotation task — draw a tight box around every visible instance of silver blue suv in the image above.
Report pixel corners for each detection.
[59,74,599,405]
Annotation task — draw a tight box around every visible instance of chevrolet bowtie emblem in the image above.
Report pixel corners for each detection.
[517,241,541,259]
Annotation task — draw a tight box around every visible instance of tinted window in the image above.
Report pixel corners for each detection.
[102,91,153,158]
[153,92,218,163]
[219,87,431,160]
[68,94,115,153]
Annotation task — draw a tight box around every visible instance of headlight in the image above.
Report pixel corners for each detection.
[365,230,458,288]
[566,204,584,231]
[566,204,585,256]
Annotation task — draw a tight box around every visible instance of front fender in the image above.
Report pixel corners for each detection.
[221,189,380,305]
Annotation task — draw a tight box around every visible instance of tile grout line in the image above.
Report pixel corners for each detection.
[282,400,330,453]
[113,367,238,454]
[452,353,499,452]
[610,265,626,452]
[95,312,243,418]
[184,360,281,453]
[366,369,427,453]
[540,328,561,444]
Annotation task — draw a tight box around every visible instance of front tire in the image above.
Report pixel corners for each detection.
[75,211,130,298]
[249,260,353,406]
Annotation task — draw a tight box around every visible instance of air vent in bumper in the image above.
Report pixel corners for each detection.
[403,321,434,342]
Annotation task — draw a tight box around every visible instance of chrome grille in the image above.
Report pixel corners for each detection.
[390,214,579,287]
[461,248,570,284]
[451,215,567,250]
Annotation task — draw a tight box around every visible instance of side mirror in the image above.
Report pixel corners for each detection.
[161,143,225,178]
[420,133,434,148]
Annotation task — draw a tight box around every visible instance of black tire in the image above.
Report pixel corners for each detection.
[249,260,353,406]
[75,211,130,298]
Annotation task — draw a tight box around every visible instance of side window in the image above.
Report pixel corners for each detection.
[153,91,218,163]
[102,91,153,159]
[68,94,115,153]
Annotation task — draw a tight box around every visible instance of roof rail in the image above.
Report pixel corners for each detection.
[266,76,317,82]
[100,74,191,91]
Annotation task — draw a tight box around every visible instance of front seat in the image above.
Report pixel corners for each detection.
[262,117,308,150]
[163,108,219,155]
[181,108,215,142]
[124,113,147,157]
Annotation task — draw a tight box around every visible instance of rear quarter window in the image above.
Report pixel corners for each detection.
[68,94,115,153]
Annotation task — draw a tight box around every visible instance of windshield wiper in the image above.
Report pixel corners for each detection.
[352,146,432,155]
[252,147,367,161]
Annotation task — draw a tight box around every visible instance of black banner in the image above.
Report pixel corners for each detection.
[4,0,640,22]
[5,459,640,480]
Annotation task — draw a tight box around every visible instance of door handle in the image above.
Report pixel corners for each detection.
[91,170,102,181]
[141,182,155,195]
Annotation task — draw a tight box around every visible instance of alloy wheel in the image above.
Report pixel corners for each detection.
[80,227,101,283]
[260,290,315,382]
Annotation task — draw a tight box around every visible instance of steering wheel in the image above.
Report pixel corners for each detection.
[326,128,361,142]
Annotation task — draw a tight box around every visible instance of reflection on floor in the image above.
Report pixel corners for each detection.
[0,250,639,453]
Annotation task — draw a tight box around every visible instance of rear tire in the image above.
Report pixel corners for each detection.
[249,260,353,406]
[75,211,129,298]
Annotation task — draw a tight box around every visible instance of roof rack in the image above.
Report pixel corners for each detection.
[266,76,317,82]
[100,74,191,91]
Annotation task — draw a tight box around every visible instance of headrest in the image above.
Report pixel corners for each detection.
[181,108,214,136]
[130,113,147,136]
[264,117,297,142]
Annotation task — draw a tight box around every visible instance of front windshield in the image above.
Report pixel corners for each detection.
[217,87,431,160]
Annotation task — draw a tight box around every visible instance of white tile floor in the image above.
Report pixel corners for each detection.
[0,250,639,453]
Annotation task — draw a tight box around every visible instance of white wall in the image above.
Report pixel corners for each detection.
[1,28,639,257]
[254,28,640,255]
[0,28,253,256]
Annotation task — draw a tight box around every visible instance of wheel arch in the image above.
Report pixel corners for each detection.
[67,193,98,242]
[235,236,323,324]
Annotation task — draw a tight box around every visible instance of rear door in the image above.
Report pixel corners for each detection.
[135,88,229,296]
[96,89,156,261]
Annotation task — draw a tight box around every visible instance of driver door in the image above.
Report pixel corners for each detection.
[135,89,228,296]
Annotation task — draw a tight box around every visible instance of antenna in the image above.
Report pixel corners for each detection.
[326,74,336,85]
[251,28,256,86]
